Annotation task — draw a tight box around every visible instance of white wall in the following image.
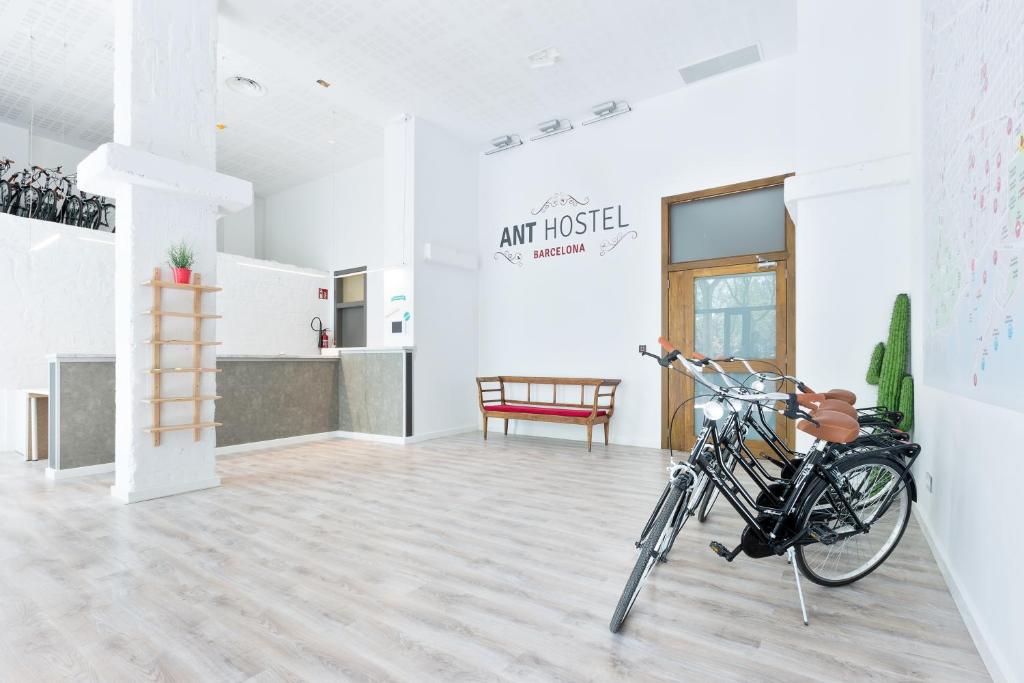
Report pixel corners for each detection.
[787,0,916,440]
[786,0,917,442]
[217,199,261,258]
[0,120,93,173]
[411,118,479,437]
[789,1,1020,679]
[262,154,414,348]
[263,156,391,271]
[0,213,330,449]
[477,57,797,448]
[911,1,1023,679]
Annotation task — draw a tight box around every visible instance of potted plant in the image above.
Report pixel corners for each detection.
[167,240,195,284]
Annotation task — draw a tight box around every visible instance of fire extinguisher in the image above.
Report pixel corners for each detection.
[311,316,329,349]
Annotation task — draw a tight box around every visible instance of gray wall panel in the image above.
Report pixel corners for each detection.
[217,360,339,446]
[58,362,115,469]
[48,353,409,471]
[337,352,405,437]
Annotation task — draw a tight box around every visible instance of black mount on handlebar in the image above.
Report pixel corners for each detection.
[783,395,819,426]
[639,344,675,367]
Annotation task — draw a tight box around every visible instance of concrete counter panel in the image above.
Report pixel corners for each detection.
[338,351,411,437]
[46,350,412,476]
[50,360,116,473]
[217,360,339,446]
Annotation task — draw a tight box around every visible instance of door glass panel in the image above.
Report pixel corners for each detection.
[669,184,785,263]
[693,272,776,358]
[691,373,778,439]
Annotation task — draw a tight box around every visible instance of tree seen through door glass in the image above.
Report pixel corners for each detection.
[693,272,776,358]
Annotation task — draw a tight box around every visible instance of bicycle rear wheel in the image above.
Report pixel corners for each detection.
[794,454,911,587]
[610,479,687,633]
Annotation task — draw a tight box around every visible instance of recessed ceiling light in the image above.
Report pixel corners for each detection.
[216,123,227,130]
[316,79,331,88]
[225,76,266,97]
[527,47,561,69]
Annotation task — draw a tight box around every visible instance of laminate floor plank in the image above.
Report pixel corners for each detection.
[0,434,989,681]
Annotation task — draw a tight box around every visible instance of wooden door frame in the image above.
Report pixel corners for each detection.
[660,173,795,449]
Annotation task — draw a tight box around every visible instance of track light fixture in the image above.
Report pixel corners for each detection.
[582,100,631,126]
[484,134,523,155]
[529,118,573,142]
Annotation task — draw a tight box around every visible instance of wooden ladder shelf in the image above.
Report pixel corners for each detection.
[144,267,222,446]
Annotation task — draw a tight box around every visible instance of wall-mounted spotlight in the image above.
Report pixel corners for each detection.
[582,100,631,126]
[484,134,523,155]
[529,118,573,142]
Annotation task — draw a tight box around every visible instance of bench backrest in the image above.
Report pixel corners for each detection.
[475,376,621,415]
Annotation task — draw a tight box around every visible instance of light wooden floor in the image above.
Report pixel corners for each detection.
[0,433,988,681]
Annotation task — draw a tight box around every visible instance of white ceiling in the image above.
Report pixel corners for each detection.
[0,0,795,194]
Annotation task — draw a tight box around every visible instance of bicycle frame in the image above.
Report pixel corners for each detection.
[682,413,885,557]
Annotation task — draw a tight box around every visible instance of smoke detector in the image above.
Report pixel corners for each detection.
[527,47,561,69]
[225,76,266,97]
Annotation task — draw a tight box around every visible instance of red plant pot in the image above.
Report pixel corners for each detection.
[171,267,192,284]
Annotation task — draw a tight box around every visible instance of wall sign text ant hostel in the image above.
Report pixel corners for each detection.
[498,204,629,259]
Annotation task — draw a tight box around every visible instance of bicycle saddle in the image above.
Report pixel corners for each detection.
[816,398,858,418]
[824,389,856,404]
[797,409,859,443]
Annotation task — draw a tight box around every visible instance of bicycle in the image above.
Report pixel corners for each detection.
[0,159,115,231]
[609,338,918,633]
[690,358,913,523]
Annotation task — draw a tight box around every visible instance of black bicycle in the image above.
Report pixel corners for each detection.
[610,338,918,633]
[691,359,912,523]
[0,159,115,231]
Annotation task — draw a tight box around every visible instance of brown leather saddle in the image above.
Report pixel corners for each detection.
[793,389,860,443]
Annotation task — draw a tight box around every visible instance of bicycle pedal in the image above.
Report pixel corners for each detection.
[808,524,838,545]
[709,541,730,558]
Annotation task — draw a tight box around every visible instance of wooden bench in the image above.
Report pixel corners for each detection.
[475,376,621,451]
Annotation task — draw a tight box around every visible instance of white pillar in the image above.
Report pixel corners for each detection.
[78,0,252,503]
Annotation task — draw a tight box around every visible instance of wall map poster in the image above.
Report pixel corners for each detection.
[922,0,1024,410]
[493,191,636,267]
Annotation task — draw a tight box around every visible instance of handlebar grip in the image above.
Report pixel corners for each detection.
[657,336,678,353]
[656,336,706,360]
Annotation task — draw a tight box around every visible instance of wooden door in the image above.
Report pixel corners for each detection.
[665,260,790,453]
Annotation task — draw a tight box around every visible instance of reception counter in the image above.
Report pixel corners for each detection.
[46,348,413,477]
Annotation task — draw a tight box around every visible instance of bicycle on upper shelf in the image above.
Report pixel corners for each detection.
[0,159,115,232]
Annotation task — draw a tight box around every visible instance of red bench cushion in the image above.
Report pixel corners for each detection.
[485,404,607,418]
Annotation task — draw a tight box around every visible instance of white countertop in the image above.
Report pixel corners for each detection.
[319,347,413,355]
[218,354,335,360]
[49,349,413,362]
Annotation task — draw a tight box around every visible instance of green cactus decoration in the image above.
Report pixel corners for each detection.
[865,293,913,430]
[897,375,914,431]
[866,342,884,385]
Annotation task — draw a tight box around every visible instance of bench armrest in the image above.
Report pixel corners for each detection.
[590,380,620,417]
[476,376,505,410]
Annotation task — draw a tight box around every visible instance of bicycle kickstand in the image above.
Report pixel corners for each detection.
[787,547,809,626]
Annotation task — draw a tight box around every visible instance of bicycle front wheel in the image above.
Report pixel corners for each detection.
[609,480,686,633]
[696,451,737,523]
[794,454,911,587]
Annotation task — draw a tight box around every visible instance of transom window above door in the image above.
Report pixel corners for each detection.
[668,184,785,263]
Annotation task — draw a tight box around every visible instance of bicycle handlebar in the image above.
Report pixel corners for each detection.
[643,338,820,425]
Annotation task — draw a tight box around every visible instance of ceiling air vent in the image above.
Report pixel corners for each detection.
[225,76,266,97]
[678,44,762,84]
